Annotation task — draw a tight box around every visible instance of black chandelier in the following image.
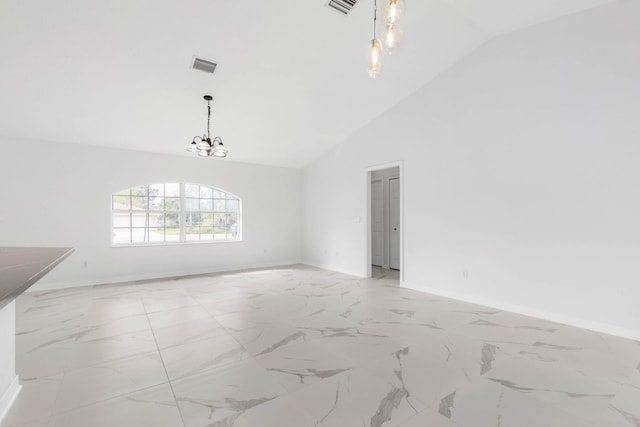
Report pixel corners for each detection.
[186,95,228,158]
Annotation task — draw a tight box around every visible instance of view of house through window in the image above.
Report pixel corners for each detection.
[111,183,241,245]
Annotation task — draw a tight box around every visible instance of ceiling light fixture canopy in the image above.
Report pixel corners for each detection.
[186,95,228,158]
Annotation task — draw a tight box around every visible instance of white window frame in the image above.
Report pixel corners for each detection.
[110,182,242,247]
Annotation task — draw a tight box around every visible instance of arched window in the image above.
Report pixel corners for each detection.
[111,183,241,246]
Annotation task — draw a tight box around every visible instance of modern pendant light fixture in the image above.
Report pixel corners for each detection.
[384,0,405,52]
[385,0,405,25]
[368,0,406,76]
[368,0,383,78]
[186,95,228,158]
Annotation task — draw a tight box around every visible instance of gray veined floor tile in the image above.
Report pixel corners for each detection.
[159,331,248,381]
[10,265,640,427]
[141,292,200,314]
[205,394,317,427]
[494,339,638,383]
[76,313,152,343]
[397,409,460,427]
[0,374,63,427]
[82,298,147,325]
[63,328,159,371]
[151,317,228,350]
[0,418,50,427]
[595,383,640,427]
[146,304,212,330]
[47,382,183,427]
[171,358,288,427]
[288,367,425,427]
[227,322,310,357]
[483,357,619,423]
[253,340,355,393]
[359,344,488,409]
[437,377,597,427]
[308,326,407,366]
[51,350,168,414]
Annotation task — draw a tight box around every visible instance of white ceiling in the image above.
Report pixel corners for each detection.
[0,0,615,168]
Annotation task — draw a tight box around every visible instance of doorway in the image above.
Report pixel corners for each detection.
[367,164,402,281]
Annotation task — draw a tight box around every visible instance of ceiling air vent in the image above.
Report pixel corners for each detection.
[192,57,218,74]
[327,0,359,15]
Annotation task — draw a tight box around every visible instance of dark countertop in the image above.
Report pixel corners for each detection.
[0,247,74,310]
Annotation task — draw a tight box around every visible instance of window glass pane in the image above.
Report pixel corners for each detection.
[165,228,180,242]
[200,186,213,198]
[165,197,180,211]
[226,199,239,213]
[114,189,130,197]
[184,212,199,226]
[131,213,151,227]
[213,189,225,199]
[131,228,149,243]
[112,212,131,228]
[200,213,214,227]
[163,212,180,227]
[186,225,199,241]
[149,227,165,242]
[112,195,130,210]
[130,196,148,210]
[149,196,164,210]
[214,199,225,211]
[200,198,213,211]
[148,213,163,227]
[165,183,180,197]
[185,184,199,197]
[149,184,165,197]
[186,198,199,211]
[132,185,149,197]
[112,228,131,244]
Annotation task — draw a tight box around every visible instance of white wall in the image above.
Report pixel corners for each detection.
[0,138,301,290]
[302,1,640,339]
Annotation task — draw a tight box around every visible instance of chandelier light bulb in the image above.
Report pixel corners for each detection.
[384,23,402,53]
[368,39,383,78]
[385,0,405,24]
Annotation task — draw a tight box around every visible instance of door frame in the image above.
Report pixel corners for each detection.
[365,161,404,282]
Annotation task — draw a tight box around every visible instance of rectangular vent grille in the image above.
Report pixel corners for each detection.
[192,57,218,74]
[327,0,358,15]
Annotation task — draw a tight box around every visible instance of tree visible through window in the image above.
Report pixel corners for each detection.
[111,183,241,245]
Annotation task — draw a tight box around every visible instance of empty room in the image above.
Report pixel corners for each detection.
[0,0,639,426]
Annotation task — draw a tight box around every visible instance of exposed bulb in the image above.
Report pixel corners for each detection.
[384,23,402,53]
[368,39,383,78]
[385,0,405,24]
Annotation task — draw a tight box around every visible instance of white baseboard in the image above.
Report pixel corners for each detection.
[401,281,640,342]
[0,375,21,424]
[29,260,304,292]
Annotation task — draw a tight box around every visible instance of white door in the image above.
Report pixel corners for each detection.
[389,177,400,270]
[371,179,384,267]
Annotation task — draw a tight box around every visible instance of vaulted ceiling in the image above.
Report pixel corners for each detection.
[0,0,615,167]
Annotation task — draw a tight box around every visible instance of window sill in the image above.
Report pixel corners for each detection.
[110,239,243,248]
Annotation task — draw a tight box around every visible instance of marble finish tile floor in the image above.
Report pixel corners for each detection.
[1,264,639,427]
